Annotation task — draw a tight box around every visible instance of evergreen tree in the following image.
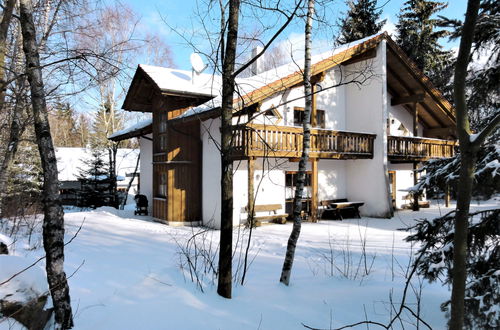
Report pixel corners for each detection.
[406,209,499,329]
[90,101,125,208]
[48,102,81,147]
[2,142,43,216]
[396,0,454,91]
[77,148,114,208]
[441,0,499,133]
[337,0,386,44]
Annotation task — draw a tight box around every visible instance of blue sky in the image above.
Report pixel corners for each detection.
[125,0,468,70]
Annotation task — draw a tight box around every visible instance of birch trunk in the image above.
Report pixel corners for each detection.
[18,0,74,328]
[280,0,314,285]
[217,0,240,299]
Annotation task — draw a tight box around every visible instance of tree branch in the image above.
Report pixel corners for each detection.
[471,111,500,147]
[232,0,304,77]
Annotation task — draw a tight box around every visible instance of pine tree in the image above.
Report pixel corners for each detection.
[337,0,386,44]
[396,0,454,90]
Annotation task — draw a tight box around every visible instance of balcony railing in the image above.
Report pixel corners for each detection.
[232,124,376,159]
[388,136,456,161]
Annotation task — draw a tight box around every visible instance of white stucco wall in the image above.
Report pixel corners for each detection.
[316,68,346,130]
[344,41,392,218]
[318,160,346,200]
[139,134,153,213]
[253,67,347,131]
[201,118,222,228]
[388,96,423,137]
[388,163,415,209]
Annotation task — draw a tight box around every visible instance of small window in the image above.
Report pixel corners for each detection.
[262,105,282,124]
[158,112,167,133]
[156,172,167,198]
[293,107,325,128]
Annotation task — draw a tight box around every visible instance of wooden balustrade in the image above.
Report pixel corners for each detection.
[388,136,456,161]
[232,124,376,159]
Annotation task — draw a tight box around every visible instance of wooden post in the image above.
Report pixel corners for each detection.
[247,157,255,225]
[413,162,420,211]
[311,84,317,127]
[445,184,450,207]
[311,158,318,221]
[412,102,420,211]
[412,102,418,136]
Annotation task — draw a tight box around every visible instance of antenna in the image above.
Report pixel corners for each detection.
[190,53,207,74]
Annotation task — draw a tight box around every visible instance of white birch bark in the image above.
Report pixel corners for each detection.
[280,0,314,285]
[18,0,74,328]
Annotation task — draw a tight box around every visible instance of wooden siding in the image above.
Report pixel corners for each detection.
[232,124,376,159]
[388,136,455,161]
[152,94,202,223]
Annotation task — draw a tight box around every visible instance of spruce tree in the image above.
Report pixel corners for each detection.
[396,0,454,90]
[77,148,113,208]
[337,0,386,44]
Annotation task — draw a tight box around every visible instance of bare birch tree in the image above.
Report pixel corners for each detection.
[18,0,74,327]
[449,0,500,328]
[279,0,314,286]
[217,0,241,299]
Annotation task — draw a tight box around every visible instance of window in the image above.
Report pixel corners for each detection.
[156,172,167,198]
[159,112,167,133]
[156,111,168,152]
[285,171,312,199]
[293,107,325,128]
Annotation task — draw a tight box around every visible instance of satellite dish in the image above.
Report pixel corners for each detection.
[190,53,206,74]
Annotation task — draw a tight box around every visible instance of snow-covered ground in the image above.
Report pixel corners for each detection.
[1,199,498,329]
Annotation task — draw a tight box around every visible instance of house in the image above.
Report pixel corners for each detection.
[56,147,140,206]
[109,32,456,228]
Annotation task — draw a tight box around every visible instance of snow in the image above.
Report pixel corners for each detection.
[0,233,12,247]
[0,255,48,304]
[55,148,139,182]
[140,64,222,97]
[108,119,152,139]
[1,200,498,329]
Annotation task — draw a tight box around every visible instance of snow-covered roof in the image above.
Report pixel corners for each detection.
[56,148,140,182]
[174,32,386,121]
[139,64,222,97]
[108,118,152,140]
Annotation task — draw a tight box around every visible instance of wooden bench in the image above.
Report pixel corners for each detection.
[318,199,364,220]
[246,204,288,227]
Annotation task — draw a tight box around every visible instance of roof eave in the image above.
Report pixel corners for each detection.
[108,123,153,142]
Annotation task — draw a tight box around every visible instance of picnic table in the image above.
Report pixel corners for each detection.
[330,201,364,219]
[319,199,364,220]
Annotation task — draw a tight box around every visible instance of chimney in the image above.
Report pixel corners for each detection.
[251,46,263,75]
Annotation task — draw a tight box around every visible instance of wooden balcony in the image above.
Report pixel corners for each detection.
[232,124,376,159]
[388,136,456,161]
